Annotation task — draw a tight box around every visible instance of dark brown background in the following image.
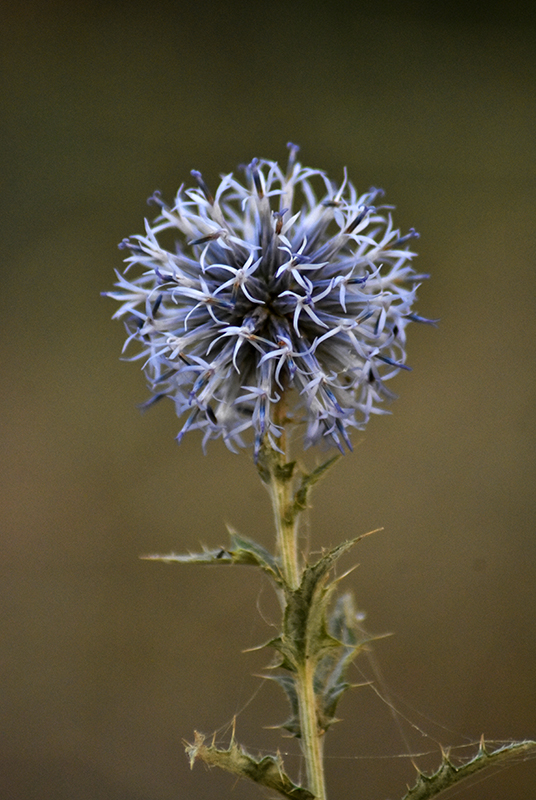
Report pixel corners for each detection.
[2,1,535,798]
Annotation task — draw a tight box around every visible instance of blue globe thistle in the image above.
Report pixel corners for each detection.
[106,144,431,456]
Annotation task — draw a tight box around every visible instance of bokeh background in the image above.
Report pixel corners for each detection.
[2,1,535,798]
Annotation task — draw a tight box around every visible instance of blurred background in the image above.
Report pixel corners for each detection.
[2,0,535,798]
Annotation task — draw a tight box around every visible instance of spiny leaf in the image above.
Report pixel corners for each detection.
[401,739,536,800]
[226,528,281,581]
[266,587,383,738]
[271,535,373,674]
[328,592,362,647]
[314,593,369,732]
[245,537,368,676]
[185,730,314,800]
[294,455,341,513]
[141,546,234,565]
[262,673,301,737]
[142,529,282,582]
[278,538,362,669]
[297,533,371,608]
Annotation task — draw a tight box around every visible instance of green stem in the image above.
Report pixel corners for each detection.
[296,661,326,800]
[269,448,300,591]
[265,430,327,800]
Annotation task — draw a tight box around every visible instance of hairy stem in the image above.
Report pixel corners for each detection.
[267,402,301,591]
[265,430,327,800]
[269,451,300,591]
[295,661,326,800]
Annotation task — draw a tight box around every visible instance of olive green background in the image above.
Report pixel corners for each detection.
[2,1,535,798]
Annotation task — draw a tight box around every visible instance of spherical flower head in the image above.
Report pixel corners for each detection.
[106,144,432,457]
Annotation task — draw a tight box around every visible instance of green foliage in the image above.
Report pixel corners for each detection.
[314,593,372,732]
[141,528,282,582]
[256,446,341,529]
[293,456,341,514]
[266,591,373,737]
[401,739,536,800]
[271,537,365,671]
[226,528,283,582]
[141,546,235,565]
[243,534,370,738]
[145,451,535,799]
[185,730,314,800]
[145,511,375,740]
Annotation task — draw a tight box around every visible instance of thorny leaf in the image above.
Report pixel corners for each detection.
[185,730,314,800]
[260,535,378,736]
[278,534,374,668]
[141,546,234,565]
[262,672,301,737]
[226,528,282,582]
[293,455,341,514]
[265,537,358,671]
[401,738,536,800]
[141,528,282,582]
[267,593,379,736]
[314,593,370,732]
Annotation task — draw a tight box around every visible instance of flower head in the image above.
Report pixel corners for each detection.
[106,144,432,456]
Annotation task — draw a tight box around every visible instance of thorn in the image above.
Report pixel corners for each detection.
[440,743,452,764]
[411,757,423,775]
[231,715,236,745]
